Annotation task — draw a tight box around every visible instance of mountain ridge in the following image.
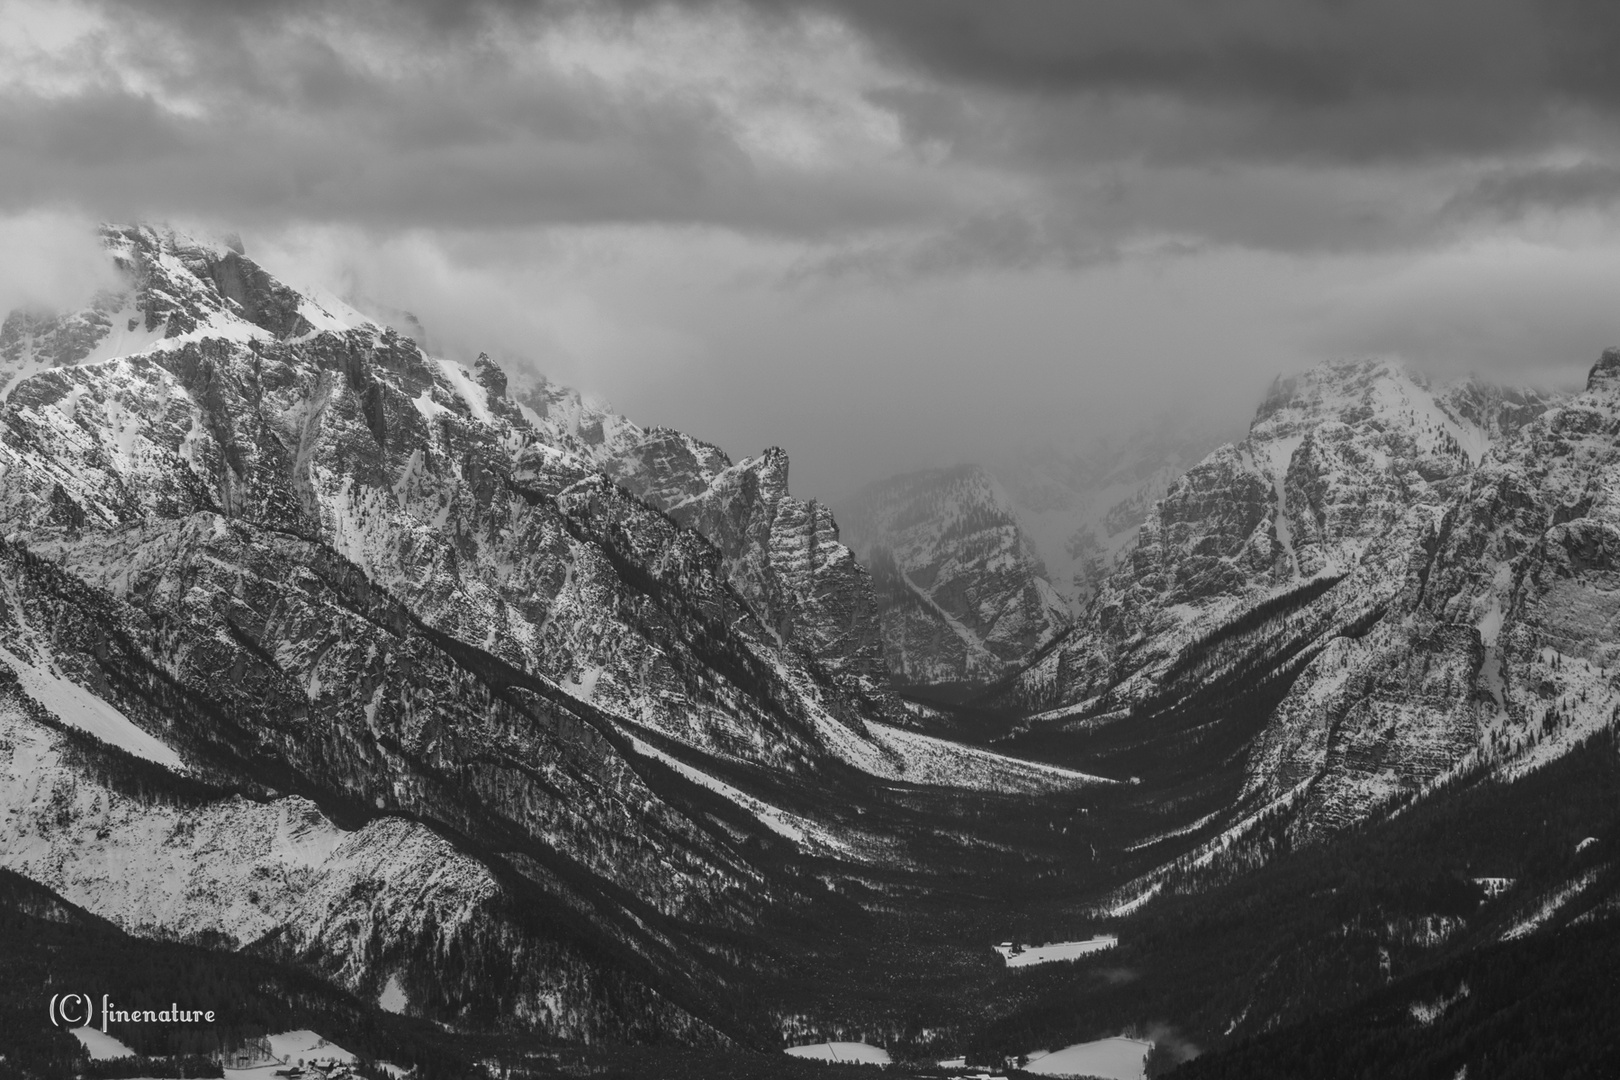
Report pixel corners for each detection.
[837,463,1071,686]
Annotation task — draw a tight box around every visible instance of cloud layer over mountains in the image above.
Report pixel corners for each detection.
[6,0,1620,497]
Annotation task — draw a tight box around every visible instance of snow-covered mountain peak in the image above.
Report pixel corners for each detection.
[1001,354,1556,719]
[1252,357,1552,475]
[0,222,368,401]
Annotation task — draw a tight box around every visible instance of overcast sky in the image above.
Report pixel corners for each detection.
[6,0,1620,500]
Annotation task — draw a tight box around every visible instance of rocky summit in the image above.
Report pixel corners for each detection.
[1001,357,1551,722]
[837,464,1070,686]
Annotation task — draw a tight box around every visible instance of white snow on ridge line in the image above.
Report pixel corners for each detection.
[1107,882,1162,918]
[863,721,1112,792]
[410,387,451,422]
[0,645,186,772]
[1098,777,1317,919]
[784,1042,891,1064]
[433,357,495,425]
[77,302,169,368]
[1501,869,1601,941]
[1124,809,1222,852]
[1410,983,1470,1026]
[627,736,854,855]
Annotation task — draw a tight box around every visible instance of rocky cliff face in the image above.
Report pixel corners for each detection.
[1001,358,1551,722]
[1240,350,1620,836]
[836,465,1070,685]
[511,379,893,710]
[663,448,892,707]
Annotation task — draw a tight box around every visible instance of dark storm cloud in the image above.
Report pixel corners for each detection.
[709,0,1620,197]
[138,0,1610,117]
[122,0,1620,161]
[11,0,1620,271]
[0,1,955,237]
[1443,162,1620,221]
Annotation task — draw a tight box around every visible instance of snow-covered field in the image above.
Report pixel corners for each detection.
[995,935,1118,968]
[1024,1036,1152,1079]
[784,1042,892,1064]
[265,1030,356,1064]
[68,1023,401,1077]
[69,1027,137,1060]
[224,1030,407,1079]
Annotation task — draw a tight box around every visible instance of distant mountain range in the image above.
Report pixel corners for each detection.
[1,223,1616,1078]
[835,464,1070,686]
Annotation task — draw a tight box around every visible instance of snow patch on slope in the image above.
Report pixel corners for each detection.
[433,358,495,425]
[0,645,185,772]
[864,721,1111,792]
[0,704,497,961]
[1501,870,1600,941]
[629,736,854,855]
[70,1027,137,1060]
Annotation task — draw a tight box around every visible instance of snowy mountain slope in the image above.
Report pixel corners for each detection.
[513,377,893,710]
[1236,349,1620,837]
[0,643,186,771]
[664,448,892,705]
[836,465,1070,685]
[0,225,353,401]
[998,358,1551,724]
[0,684,731,1042]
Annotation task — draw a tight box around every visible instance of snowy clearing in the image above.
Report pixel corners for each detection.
[1024,1036,1152,1079]
[223,1030,393,1080]
[266,1030,356,1064]
[378,974,408,1014]
[0,646,186,772]
[996,936,1118,968]
[70,1027,137,1060]
[784,1042,892,1064]
[222,1030,407,1080]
